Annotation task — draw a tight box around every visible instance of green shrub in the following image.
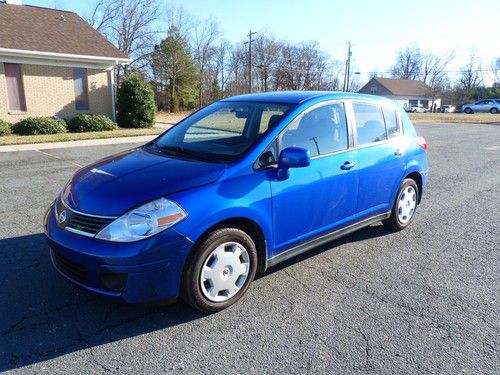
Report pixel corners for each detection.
[13,117,67,135]
[67,114,117,133]
[117,76,156,128]
[0,120,11,136]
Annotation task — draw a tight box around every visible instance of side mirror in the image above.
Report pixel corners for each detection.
[277,147,310,180]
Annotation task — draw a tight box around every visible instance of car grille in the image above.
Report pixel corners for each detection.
[55,195,115,236]
[51,250,88,283]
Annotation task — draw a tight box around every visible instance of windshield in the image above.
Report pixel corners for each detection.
[153,101,293,161]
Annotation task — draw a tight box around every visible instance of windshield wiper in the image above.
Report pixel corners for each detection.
[155,144,220,162]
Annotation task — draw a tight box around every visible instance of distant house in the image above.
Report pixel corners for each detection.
[358,77,441,110]
[0,0,130,123]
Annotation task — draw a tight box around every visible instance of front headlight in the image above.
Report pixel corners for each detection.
[96,198,187,242]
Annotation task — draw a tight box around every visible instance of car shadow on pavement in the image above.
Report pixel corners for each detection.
[0,233,204,372]
[0,224,391,371]
[258,224,393,277]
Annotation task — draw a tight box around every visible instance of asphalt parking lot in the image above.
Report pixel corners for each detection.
[1,122,498,374]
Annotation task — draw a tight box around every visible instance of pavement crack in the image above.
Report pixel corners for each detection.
[357,328,373,371]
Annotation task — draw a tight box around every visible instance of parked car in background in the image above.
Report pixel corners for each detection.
[463,99,500,114]
[438,105,456,113]
[44,92,429,313]
[405,105,428,113]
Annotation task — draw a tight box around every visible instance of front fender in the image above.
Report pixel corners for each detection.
[167,170,273,251]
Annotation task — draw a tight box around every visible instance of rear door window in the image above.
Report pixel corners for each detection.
[353,102,388,146]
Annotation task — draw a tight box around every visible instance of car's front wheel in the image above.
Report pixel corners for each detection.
[383,178,419,231]
[464,107,473,114]
[181,227,258,313]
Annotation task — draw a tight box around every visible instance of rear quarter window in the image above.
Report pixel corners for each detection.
[400,109,417,137]
[383,107,400,138]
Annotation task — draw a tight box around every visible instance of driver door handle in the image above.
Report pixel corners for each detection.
[394,149,404,156]
[341,161,356,170]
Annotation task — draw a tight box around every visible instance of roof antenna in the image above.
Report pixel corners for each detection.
[59,14,66,21]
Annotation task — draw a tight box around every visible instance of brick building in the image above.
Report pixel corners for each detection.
[0,0,129,123]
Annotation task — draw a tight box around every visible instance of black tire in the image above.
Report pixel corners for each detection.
[180,227,258,313]
[464,107,472,114]
[490,107,499,114]
[383,178,419,231]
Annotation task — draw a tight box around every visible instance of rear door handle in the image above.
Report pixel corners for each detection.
[394,149,404,156]
[341,161,356,170]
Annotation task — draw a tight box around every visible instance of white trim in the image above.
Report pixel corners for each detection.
[0,55,113,70]
[0,47,130,65]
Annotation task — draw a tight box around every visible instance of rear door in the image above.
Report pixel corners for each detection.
[351,101,406,217]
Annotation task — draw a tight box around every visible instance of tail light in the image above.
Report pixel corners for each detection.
[414,136,428,152]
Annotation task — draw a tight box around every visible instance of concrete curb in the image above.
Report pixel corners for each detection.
[0,135,156,153]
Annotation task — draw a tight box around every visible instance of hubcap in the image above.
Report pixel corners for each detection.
[200,242,250,302]
[397,186,417,224]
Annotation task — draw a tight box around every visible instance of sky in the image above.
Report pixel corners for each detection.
[22,0,500,85]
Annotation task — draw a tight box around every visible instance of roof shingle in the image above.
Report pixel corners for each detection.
[0,3,127,59]
[360,77,432,97]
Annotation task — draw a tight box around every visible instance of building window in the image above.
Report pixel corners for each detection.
[4,63,27,111]
[370,86,377,94]
[73,67,89,110]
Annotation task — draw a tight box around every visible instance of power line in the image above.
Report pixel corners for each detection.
[366,68,495,75]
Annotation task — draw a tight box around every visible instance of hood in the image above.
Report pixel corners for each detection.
[62,147,226,215]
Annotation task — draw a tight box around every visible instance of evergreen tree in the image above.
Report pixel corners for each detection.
[151,26,199,111]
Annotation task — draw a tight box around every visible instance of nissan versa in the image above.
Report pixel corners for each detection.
[44,92,428,312]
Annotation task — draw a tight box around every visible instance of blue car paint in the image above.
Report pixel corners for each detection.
[44,91,428,304]
[63,147,226,215]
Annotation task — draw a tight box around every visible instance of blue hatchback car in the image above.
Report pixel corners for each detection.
[44,91,428,312]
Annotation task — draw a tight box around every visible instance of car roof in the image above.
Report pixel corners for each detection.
[221,91,394,105]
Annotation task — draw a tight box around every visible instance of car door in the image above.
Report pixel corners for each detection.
[473,100,487,112]
[269,101,358,255]
[483,100,494,112]
[351,101,406,217]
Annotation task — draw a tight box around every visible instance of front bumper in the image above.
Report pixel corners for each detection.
[44,203,194,303]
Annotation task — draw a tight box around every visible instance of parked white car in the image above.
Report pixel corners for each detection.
[439,105,456,113]
[463,99,500,114]
[404,105,428,113]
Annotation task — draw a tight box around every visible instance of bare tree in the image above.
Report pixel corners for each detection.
[85,0,118,33]
[458,52,483,91]
[489,57,500,87]
[227,44,247,95]
[215,40,231,95]
[192,20,219,107]
[253,35,278,92]
[391,46,423,80]
[86,0,161,85]
[422,51,454,109]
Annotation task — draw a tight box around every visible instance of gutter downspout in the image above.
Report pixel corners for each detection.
[110,62,117,123]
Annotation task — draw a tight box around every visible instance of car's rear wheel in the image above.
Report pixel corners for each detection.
[490,107,499,114]
[383,179,419,231]
[464,107,473,114]
[181,227,257,313]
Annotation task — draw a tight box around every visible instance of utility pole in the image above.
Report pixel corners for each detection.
[245,30,257,93]
[343,42,352,92]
